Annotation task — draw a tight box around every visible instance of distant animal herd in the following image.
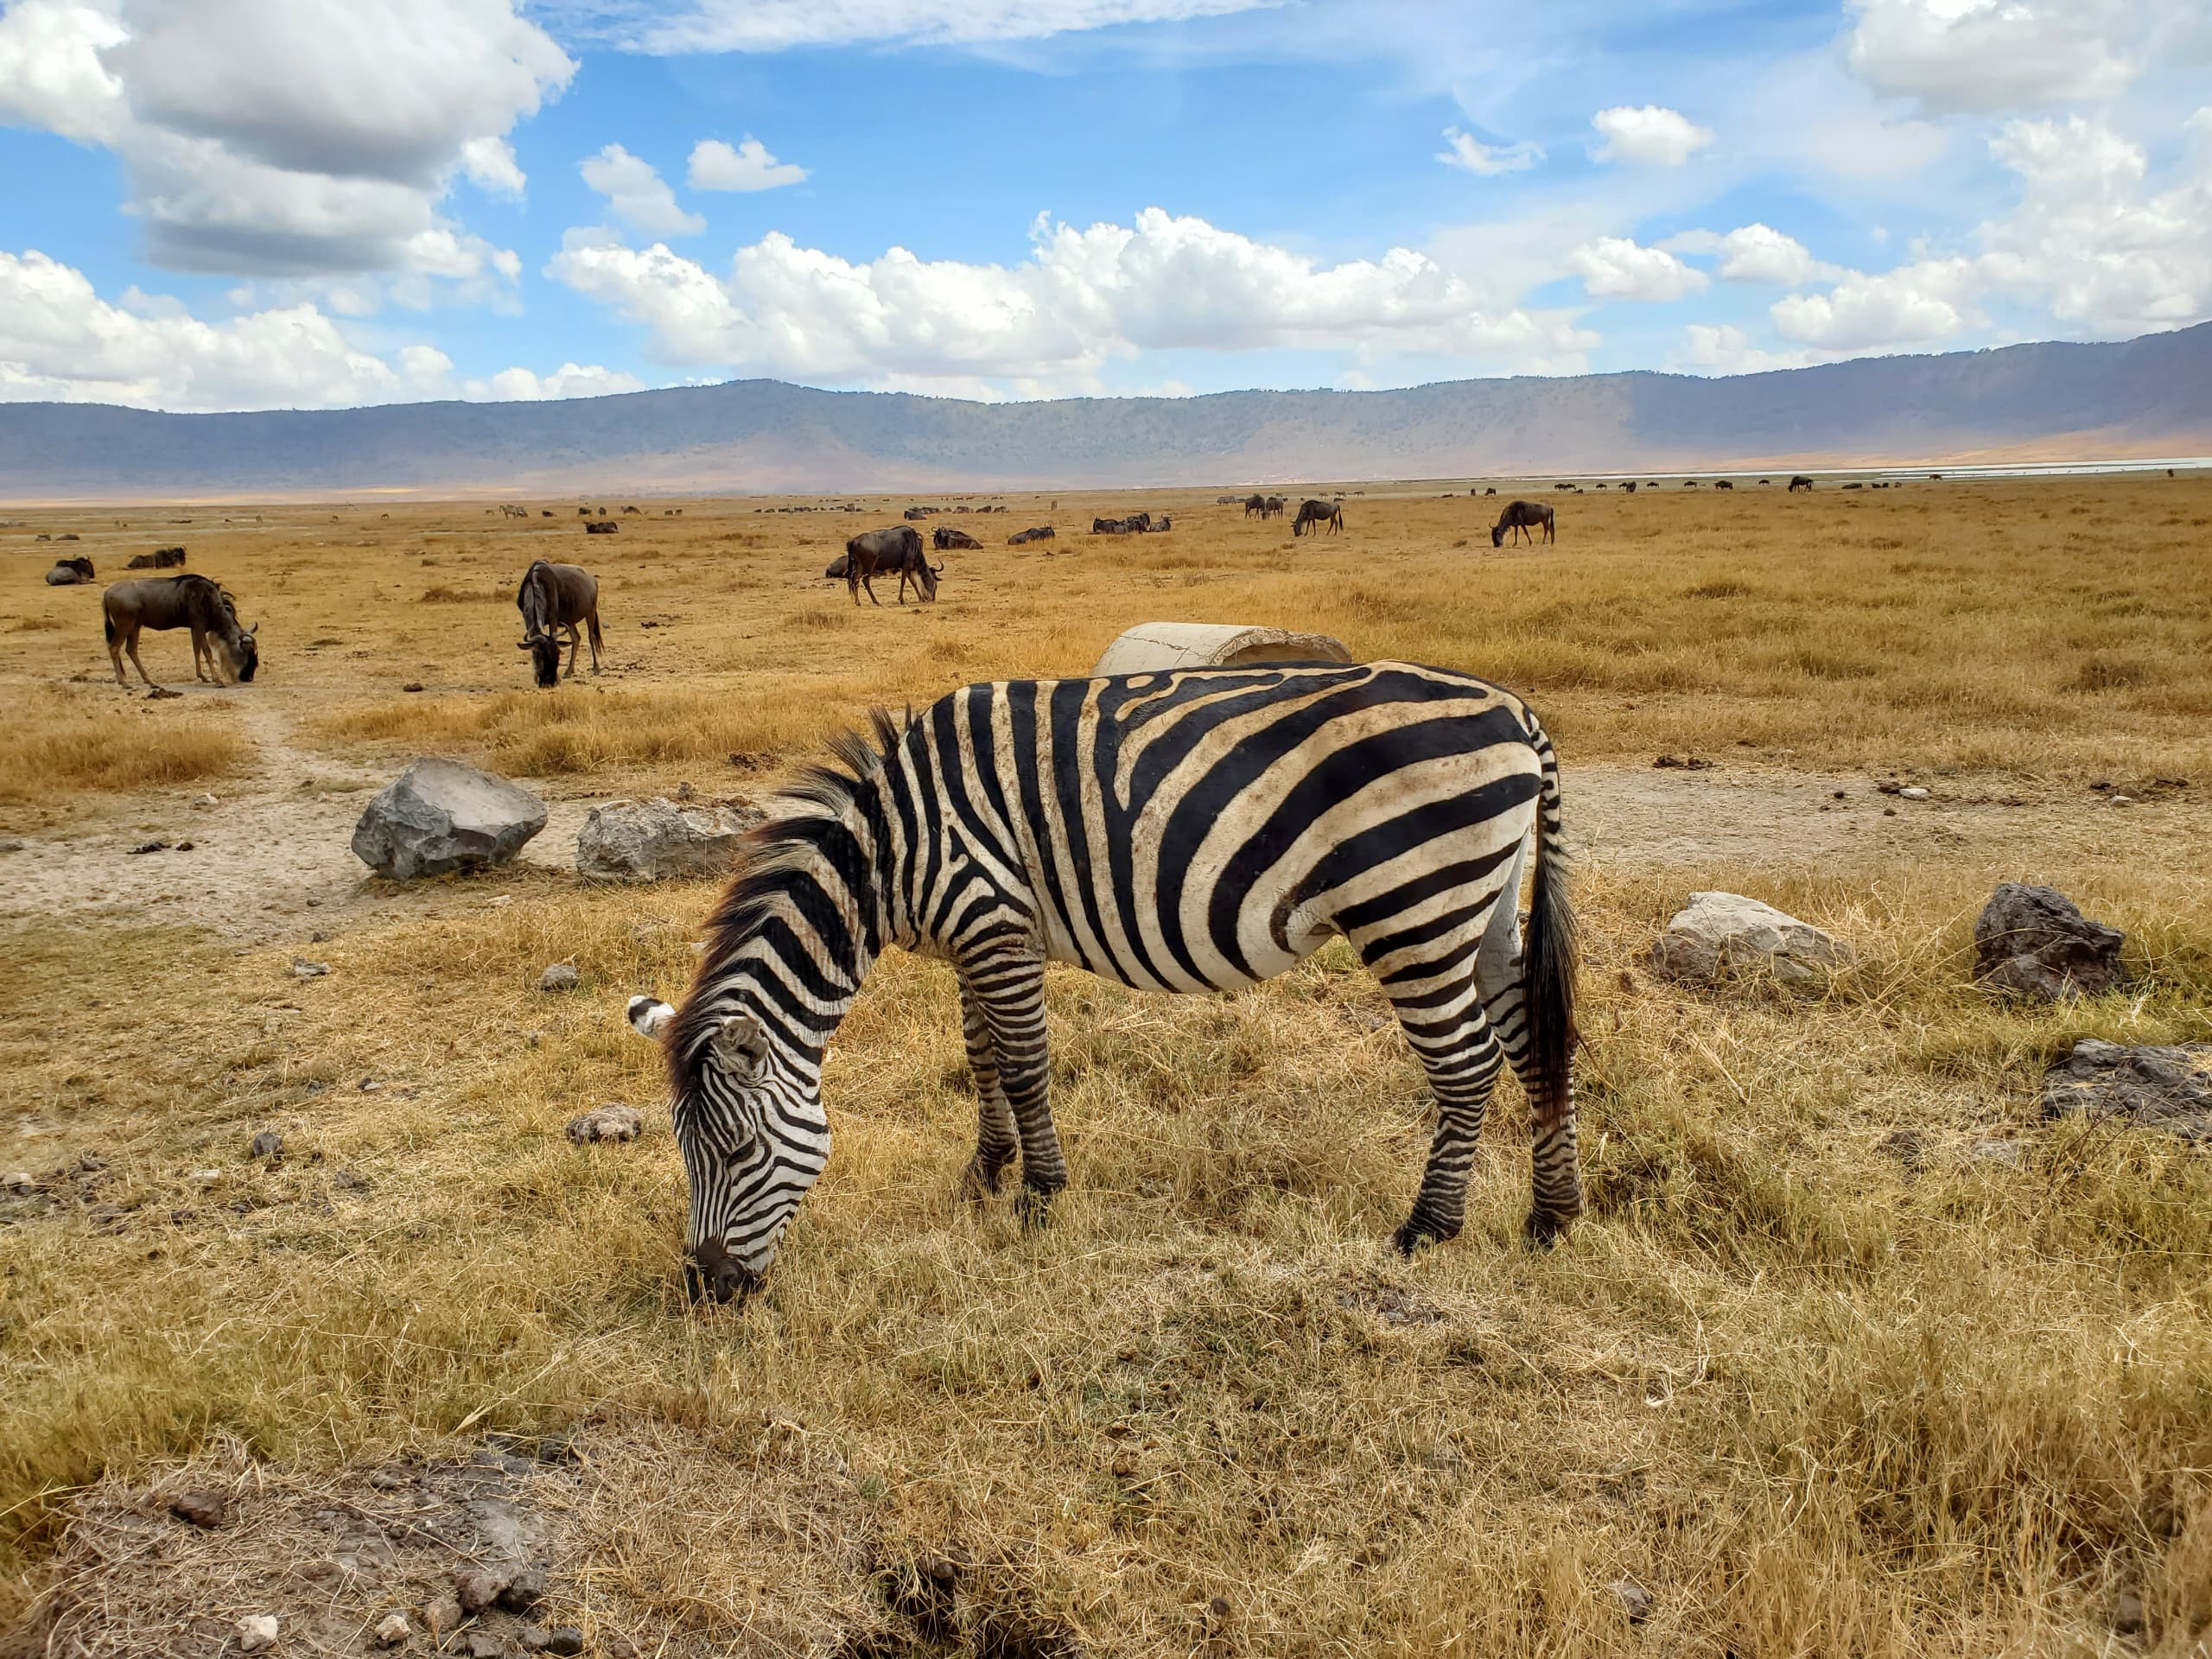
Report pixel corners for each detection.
[26,471,2003,690]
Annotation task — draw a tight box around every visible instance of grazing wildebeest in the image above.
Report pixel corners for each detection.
[933,526,982,551]
[1715,480,1734,490]
[47,556,97,585]
[1682,480,1700,489]
[104,574,257,688]
[1483,486,1497,496]
[1007,526,1055,545]
[1264,495,1286,518]
[1622,481,1638,494]
[1244,493,1267,518]
[585,519,620,534]
[1788,475,1814,492]
[126,547,187,570]
[824,556,849,580]
[1758,480,1771,486]
[1491,500,1554,547]
[845,525,940,606]
[516,559,602,687]
[1292,499,1343,537]
[1841,481,1864,490]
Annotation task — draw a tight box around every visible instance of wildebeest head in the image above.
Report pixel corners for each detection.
[627,994,827,1307]
[912,560,944,602]
[1491,524,1506,548]
[227,625,260,683]
[519,632,560,688]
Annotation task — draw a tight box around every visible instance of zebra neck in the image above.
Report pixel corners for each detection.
[715,808,889,1058]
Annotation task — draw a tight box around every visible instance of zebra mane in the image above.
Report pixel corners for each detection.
[670,709,908,1084]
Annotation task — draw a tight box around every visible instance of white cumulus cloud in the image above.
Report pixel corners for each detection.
[546,207,1598,389]
[1567,236,1710,302]
[0,0,570,284]
[581,143,705,237]
[1770,258,1975,351]
[1842,0,2136,113]
[1436,127,1542,176]
[1589,105,1713,168]
[689,137,807,192]
[1667,224,1827,286]
[469,362,645,400]
[1673,323,1818,375]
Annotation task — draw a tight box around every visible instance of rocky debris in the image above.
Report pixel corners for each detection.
[352,757,547,881]
[1973,884,2127,1001]
[404,681,425,693]
[423,1593,467,1638]
[537,963,579,993]
[1897,785,1930,801]
[168,1491,231,1529]
[146,685,183,700]
[467,1634,509,1659]
[332,1170,368,1190]
[291,957,329,979]
[2,1171,36,1195]
[236,1613,279,1651]
[566,1105,643,1146]
[456,1567,507,1614]
[191,792,218,808]
[1968,1138,2023,1166]
[1651,754,1711,770]
[250,1130,283,1160]
[129,840,170,855]
[1648,892,1852,990]
[2041,1039,2212,1143]
[374,1612,412,1647]
[575,796,762,882]
[523,1628,585,1656]
[1605,1580,1653,1623]
[499,1567,548,1613]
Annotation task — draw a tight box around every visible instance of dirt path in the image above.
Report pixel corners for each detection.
[3,699,2198,943]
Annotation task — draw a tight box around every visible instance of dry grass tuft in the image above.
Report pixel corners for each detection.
[0,688,249,801]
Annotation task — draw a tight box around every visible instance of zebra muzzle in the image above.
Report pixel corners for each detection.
[685,1241,761,1307]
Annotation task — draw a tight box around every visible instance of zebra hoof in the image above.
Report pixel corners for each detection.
[1391,1220,1440,1256]
[958,1158,1008,1202]
[1014,1186,1058,1231]
[1522,1210,1575,1250]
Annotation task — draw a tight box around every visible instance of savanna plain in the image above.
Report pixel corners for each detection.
[3,476,2210,1658]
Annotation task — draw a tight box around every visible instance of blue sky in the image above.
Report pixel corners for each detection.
[1,0,2207,410]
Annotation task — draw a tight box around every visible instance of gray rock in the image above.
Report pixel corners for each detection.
[575,796,760,882]
[1968,1138,2023,1166]
[236,1615,279,1652]
[467,1633,510,1659]
[455,1567,509,1614]
[250,1130,283,1160]
[1605,1580,1652,1623]
[2113,1590,2145,1635]
[290,957,329,979]
[352,757,547,881]
[2042,1039,2212,1142]
[1648,892,1852,989]
[538,963,579,993]
[1897,785,1930,801]
[1973,883,2126,1001]
[423,1594,465,1638]
[498,1567,547,1614]
[1,1171,36,1195]
[543,1630,585,1658]
[374,1612,412,1648]
[566,1104,643,1145]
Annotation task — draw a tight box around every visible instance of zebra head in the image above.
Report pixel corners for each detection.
[627,993,830,1307]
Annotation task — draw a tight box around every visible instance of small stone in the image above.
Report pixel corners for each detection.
[2110,794,2134,807]
[1969,1138,2022,1166]
[192,792,219,808]
[538,963,579,993]
[169,1490,231,1528]
[129,840,170,855]
[147,685,183,700]
[2112,1591,2145,1635]
[467,1635,509,1659]
[250,1130,283,1160]
[236,1614,279,1652]
[374,1612,412,1647]
[190,1167,221,1185]
[2042,1039,2212,1142]
[455,1568,510,1614]
[543,1630,585,1657]
[1,1172,35,1195]
[292,958,330,979]
[1897,785,1929,801]
[566,1105,643,1146]
[423,1595,466,1638]
[404,682,426,693]
[605,1639,638,1659]
[498,1568,547,1614]
[174,841,194,851]
[332,1170,368,1190]
[1605,1580,1652,1624]
[518,1628,550,1653]
[674,780,696,801]
[358,1077,381,1092]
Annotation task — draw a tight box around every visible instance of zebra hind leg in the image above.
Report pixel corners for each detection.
[956,972,1019,1200]
[1386,981,1506,1255]
[963,948,1067,1228]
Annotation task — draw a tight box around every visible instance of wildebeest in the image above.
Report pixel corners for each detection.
[1292,499,1343,537]
[1483,486,1498,496]
[1007,525,1055,545]
[1841,481,1864,490]
[903,506,938,520]
[1092,517,1128,535]
[1715,480,1734,490]
[104,574,257,688]
[1491,500,1554,547]
[126,547,187,570]
[1264,496,1286,518]
[845,525,941,605]
[1682,480,1700,489]
[1788,475,1814,492]
[1621,481,1638,494]
[46,556,97,585]
[516,559,602,687]
[1243,493,1266,518]
[933,526,982,551]
[584,519,619,534]
[1758,480,1771,486]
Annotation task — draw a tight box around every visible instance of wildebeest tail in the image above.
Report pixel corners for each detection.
[103,610,115,645]
[1522,715,1577,1126]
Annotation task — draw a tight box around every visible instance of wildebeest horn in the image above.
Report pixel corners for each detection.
[931,562,945,575]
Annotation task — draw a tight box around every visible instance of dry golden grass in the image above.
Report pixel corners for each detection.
[2,476,2210,1656]
[0,685,249,802]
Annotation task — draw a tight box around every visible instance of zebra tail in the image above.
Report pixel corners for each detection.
[1522,732,1578,1117]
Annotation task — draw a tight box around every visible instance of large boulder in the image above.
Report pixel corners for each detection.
[1649,892,1852,989]
[2041,1039,2212,1142]
[351,757,546,880]
[1092,622,1354,676]
[575,797,761,882]
[1973,883,2127,1001]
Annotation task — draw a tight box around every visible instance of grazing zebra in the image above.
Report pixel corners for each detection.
[628,661,1581,1306]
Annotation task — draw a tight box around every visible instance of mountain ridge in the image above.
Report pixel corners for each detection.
[3,325,2209,500]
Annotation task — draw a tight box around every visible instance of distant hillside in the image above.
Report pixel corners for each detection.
[4,325,2209,501]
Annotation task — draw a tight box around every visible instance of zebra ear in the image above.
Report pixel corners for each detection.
[626,995,674,1040]
[710,1012,769,1077]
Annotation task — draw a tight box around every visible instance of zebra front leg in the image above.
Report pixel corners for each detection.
[1390,994,1506,1254]
[964,948,1065,1226]
[957,971,1019,1200]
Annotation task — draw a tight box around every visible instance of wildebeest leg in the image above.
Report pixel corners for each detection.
[123,624,159,688]
[861,571,882,607]
[562,620,582,679]
[586,608,603,674]
[956,972,1019,1200]
[109,623,131,686]
[964,947,1065,1225]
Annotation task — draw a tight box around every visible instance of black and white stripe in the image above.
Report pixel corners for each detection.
[639,660,1580,1302]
